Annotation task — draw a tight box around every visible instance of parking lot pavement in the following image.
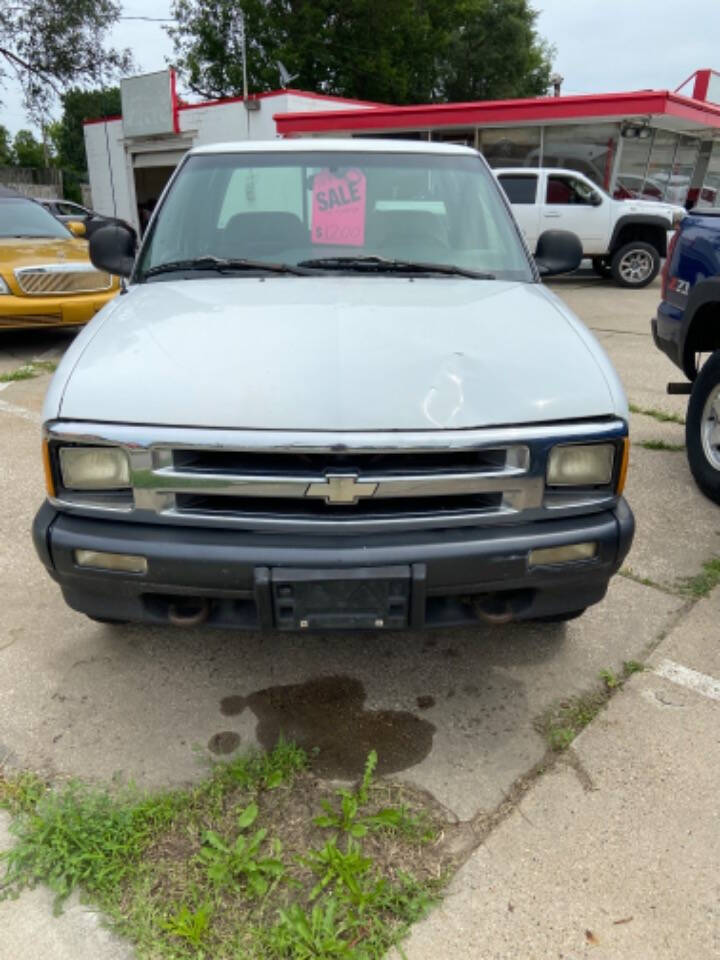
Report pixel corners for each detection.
[393,588,720,960]
[0,276,717,955]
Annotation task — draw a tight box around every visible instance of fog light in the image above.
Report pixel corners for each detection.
[74,550,147,574]
[529,542,597,567]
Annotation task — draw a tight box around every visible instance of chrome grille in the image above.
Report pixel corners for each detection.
[141,444,543,525]
[15,263,112,296]
[47,420,627,534]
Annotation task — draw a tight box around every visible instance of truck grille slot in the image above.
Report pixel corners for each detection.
[175,491,504,518]
[172,448,509,474]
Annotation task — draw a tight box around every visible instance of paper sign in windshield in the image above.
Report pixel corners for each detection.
[311,169,366,246]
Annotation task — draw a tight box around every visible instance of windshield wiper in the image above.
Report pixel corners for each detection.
[297,255,495,280]
[142,256,310,279]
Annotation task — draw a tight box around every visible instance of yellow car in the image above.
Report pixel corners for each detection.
[0,187,120,331]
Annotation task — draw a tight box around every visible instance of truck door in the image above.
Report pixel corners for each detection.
[541,173,608,255]
[496,172,541,252]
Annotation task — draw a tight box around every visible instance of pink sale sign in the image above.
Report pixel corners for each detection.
[311,168,367,246]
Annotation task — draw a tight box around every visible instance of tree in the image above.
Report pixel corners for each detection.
[0,124,12,166]
[13,129,45,168]
[440,0,554,102]
[166,0,553,105]
[0,0,132,119]
[55,87,121,174]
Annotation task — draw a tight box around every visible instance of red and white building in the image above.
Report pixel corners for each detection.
[85,68,720,231]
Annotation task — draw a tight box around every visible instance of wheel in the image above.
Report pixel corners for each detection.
[531,608,587,623]
[591,256,612,279]
[686,350,720,504]
[610,241,660,288]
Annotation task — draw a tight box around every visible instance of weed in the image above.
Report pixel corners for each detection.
[677,556,720,598]
[313,750,430,844]
[629,402,685,425]
[0,743,445,959]
[618,566,677,596]
[0,782,181,911]
[0,770,46,817]
[0,361,57,383]
[539,660,646,752]
[197,802,285,897]
[161,901,213,948]
[637,440,685,452]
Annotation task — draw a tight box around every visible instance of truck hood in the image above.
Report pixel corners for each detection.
[51,277,625,431]
[615,198,684,219]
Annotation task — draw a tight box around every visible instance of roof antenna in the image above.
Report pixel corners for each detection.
[277,61,299,89]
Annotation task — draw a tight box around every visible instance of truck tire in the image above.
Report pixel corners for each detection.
[686,350,720,504]
[610,241,660,288]
[591,257,612,279]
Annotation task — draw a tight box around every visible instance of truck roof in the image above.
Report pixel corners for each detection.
[190,137,479,157]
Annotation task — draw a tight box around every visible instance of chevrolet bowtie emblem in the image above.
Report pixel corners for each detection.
[306,473,378,505]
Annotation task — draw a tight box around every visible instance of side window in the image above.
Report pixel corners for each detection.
[498,175,538,204]
[57,202,79,216]
[546,175,599,206]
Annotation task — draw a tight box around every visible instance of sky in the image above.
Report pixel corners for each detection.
[2,0,720,138]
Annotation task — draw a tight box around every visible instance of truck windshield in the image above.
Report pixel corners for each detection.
[138,150,533,282]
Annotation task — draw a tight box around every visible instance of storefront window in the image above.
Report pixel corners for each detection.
[644,131,680,203]
[542,124,619,189]
[614,128,654,199]
[701,142,720,208]
[479,127,541,168]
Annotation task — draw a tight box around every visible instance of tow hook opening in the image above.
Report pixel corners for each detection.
[464,590,533,624]
[167,597,210,627]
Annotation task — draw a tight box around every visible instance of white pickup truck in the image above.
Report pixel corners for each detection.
[33,140,634,631]
[496,167,685,288]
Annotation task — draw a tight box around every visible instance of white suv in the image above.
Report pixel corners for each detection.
[496,167,685,287]
[33,140,634,631]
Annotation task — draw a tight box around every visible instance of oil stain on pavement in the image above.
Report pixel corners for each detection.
[219,675,435,778]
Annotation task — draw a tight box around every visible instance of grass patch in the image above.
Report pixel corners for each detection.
[0,770,47,817]
[629,402,685,425]
[677,555,720,598]
[0,360,57,383]
[0,744,448,958]
[637,439,685,452]
[538,662,644,752]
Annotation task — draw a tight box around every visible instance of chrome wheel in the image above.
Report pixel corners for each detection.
[700,385,720,470]
[618,249,654,284]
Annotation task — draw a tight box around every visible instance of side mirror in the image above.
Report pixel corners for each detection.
[67,220,86,237]
[89,224,137,278]
[534,230,583,277]
[591,192,603,207]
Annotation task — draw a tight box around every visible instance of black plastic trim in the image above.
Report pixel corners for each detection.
[609,215,671,256]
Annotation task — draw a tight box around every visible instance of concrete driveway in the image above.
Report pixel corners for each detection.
[0,277,715,829]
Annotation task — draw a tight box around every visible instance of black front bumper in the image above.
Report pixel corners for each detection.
[33,499,635,630]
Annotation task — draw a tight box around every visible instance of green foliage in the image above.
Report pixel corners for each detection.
[197,802,285,897]
[638,439,685,452]
[629,402,685,425]
[267,899,354,958]
[161,901,213,948]
[167,0,553,104]
[0,361,57,383]
[678,556,720,598]
[12,129,45,168]
[55,87,121,174]
[0,124,12,165]
[0,1,131,118]
[0,783,180,911]
[0,743,442,958]
[0,771,46,817]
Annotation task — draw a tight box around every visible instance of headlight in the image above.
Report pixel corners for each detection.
[59,446,130,490]
[0,276,10,294]
[547,443,615,486]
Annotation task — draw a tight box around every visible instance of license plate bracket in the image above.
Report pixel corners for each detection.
[270,566,412,630]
